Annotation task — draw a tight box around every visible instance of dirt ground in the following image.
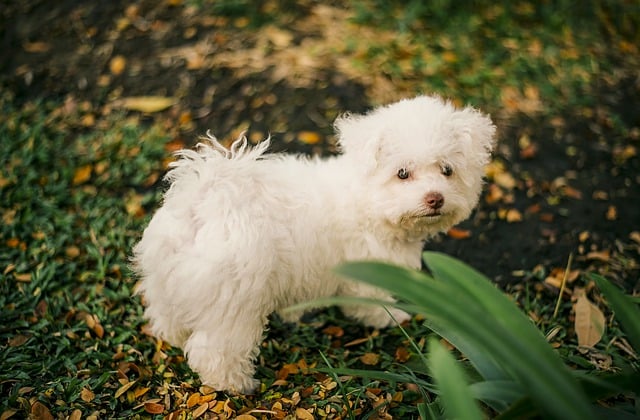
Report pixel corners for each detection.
[2,0,639,288]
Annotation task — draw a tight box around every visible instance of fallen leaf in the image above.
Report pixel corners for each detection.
[69,409,82,420]
[80,387,95,402]
[115,380,137,398]
[109,55,127,75]
[360,352,380,366]
[322,325,344,337]
[563,186,583,199]
[23,41,51,53]
[187,392,201,408]
[493,171,517,189]
[73,165,92,185]
[394,346,410,363]
[297,131,321,144]
[65,245,81,258]
[144,402,165,414]
[14,273,31,282]
[192,402,209,418]
[30,402,53,420]
[606,205,617,221]
[276,363,299,380]
[573,288,605,349]
[1,410,17,420]
[295,407,315,420]
[235,415,258,420]
[117,96,176,113]
[447,227,471,239]
[630,231,640,244]
[484,183,504,204]
[586,250,610,262]
[8,335,29,347]
[85,314,105,338]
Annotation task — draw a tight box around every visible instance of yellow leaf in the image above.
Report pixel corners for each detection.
[73,165,92,185]
[297,131,322,145]
[109,55,127,75]
[186,392,201,408]
[30,402,53,420]
[360,352,380,366]
[493,172,517,189]
[115,380,137,398]
[192,402,208,418]
[295,408,315,420]
[80,387,95,402]
[574,288,605,349]
[118,96,176,113]
[68,409,82,420]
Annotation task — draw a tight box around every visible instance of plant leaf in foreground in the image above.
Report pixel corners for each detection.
[336,258,595,420]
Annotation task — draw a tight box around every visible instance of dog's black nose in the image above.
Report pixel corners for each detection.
[424,192,444,210]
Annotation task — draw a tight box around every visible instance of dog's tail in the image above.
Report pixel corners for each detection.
[165,132,271,184]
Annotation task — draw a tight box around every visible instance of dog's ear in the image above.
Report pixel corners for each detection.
[453,106,497,166]
[334,112,383,162]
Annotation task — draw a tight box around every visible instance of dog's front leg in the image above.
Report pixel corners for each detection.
[337,281,411,329]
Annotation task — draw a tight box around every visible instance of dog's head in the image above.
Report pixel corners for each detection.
[335,95,496,239]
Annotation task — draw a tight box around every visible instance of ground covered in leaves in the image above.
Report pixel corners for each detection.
[1,0,639,418]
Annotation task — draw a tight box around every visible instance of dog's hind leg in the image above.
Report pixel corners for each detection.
[183,311,267,394]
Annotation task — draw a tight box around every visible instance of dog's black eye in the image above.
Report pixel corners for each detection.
[441,164,453,177]
[397,168,410,180]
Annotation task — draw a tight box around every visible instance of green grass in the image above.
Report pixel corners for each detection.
[1,0,639,418]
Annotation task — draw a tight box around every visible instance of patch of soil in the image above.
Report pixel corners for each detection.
[2,0,639,288]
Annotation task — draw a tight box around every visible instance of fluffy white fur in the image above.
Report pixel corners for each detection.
[132,95,496,394]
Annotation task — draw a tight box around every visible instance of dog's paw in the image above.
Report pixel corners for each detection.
[387,307,411,325]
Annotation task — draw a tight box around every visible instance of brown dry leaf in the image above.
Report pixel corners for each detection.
[344,336,370,347]
[360,352,380,366]
[192,402,209,418]
[276,363,299,380]
[322,325,344,337]
[72,165,92,185]
[493,172,517,189]
[80,387,95,402]
[187,392,201,408]
[573,288,605,349]
[235,415,258,420]
[117,96,176,113]
[586,250,610,262]
[8,334,29,347]
[85,314,105,338]
[68,409,82,420]
[606,205,617,221]
[630,231,640,244]
[65,245,81,259]
[295,407,315,420]
[394,346,410,363]
[115,380,137,398]
[30,402,53,420]
[134,387,150,398]
[14,273,31,282]
[563,186,583,199]
[109,55,127,75]
[297,131,322,145]
[23,41,51,53]
[485,183,504,204]
[447,227,471,239]
[125,193,145,217]
[505,208,523,223]
[144,402,165,414]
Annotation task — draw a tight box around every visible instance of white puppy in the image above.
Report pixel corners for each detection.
[133,95,496,394]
